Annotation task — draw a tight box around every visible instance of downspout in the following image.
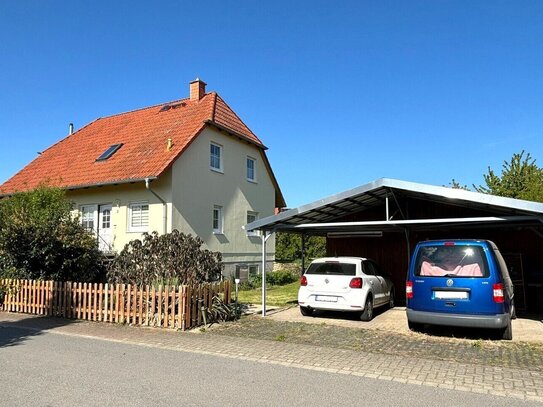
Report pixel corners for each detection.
[145,178,167,234]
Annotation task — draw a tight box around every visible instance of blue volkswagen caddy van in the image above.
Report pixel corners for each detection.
[406,240,515,340]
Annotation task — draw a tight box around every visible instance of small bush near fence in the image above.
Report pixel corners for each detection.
[0,279,232,331]
[240,269,299,290]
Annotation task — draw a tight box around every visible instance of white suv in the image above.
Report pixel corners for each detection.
[298,257,394,321]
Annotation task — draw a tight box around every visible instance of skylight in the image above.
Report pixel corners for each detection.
[96,143,123,161]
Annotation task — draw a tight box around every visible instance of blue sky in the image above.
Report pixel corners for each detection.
[1,1,542,207]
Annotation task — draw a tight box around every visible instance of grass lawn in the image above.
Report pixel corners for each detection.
[237,282,299,307]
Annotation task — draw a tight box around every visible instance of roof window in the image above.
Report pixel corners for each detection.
[96,143,123,161]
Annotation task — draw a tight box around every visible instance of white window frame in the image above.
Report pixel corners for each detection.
[80,204,98,233]
[246,156,257,182]
[128,202,149,233]
[212,205,224,234]
[246,211,258,236]
[210,142,223,173]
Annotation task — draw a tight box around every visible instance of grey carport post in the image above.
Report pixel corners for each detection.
[261,231,273,316]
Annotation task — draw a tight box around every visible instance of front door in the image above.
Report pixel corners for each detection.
[98,204,113,252]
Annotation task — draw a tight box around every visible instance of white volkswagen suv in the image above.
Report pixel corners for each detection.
[298,257,394,321]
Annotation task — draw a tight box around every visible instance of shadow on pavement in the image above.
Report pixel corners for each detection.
[0,314,75,348]
[517,313,543,323]
[309,305,390,321]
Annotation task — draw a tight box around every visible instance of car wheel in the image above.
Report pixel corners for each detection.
[360,296,374,321]
[511,301,517,320]
[408,321,423,332]
[388,288,395,309]
[500,320,513,340]
[300,306,313,317]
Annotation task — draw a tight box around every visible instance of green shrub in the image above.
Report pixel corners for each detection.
[107,230,223,286]
[267,269,298,286]
[239,269,298,290]
[0,186,103,282]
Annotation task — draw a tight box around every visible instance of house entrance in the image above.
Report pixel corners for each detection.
[98,204,113,251]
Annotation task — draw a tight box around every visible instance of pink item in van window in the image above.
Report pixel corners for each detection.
[420,261,482,277]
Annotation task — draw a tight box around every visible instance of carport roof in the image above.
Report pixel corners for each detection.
[246,178,543,234]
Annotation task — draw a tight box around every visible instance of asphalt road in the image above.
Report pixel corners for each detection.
[0,326,538,407]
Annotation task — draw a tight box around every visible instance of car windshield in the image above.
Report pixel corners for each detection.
[415,245,489,278]
[305,262,356,276]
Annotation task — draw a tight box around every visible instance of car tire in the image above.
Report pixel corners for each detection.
[388,288,395,309]
[360,296,374,321]
[500,320,513,341]
[511,301,517,320]
[408,321,423,332]
[300,306,313,317]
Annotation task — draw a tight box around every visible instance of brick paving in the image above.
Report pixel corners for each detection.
[1,312,543,403]
[211,317,543,372]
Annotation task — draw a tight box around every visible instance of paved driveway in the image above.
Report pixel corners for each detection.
[269,306,543,343]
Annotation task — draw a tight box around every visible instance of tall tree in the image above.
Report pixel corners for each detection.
[275,232,326,262]
[474,151,543,202]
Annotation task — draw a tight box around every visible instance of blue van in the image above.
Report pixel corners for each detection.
[406,239,515,340]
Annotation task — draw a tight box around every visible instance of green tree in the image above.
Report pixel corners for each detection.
[447,179,470,190]
[107,230,223,286]
[0,186,102,281]
[275,232,326,262]
[474,151,543,202]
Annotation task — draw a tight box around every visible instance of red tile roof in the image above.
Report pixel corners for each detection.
[0,92,280,200]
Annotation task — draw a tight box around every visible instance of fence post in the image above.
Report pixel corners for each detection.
[39,280,44,315]
[120,284,126,324]
[132,284,138,325]
[23,280,27,313]
[67,282,72,318]
[145,285,150,326]
[138,286,143,326]
[157,285,163,328]
[185,285,191,330]
[98,283,103,322]
[150,285,156,326]
[104,283,109,322]
[72,282,77,319]
[164,285,170,329]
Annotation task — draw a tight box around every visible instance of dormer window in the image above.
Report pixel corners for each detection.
[96,143,123,161]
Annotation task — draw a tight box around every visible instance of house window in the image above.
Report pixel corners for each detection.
[81,205,97,232]
[129,202,149,232]
[213,205,223,234]
[246,156,256,182]
[249,264,259,277]
[246,211,258,236]
[102,209,111,229]
[210,142,223,172]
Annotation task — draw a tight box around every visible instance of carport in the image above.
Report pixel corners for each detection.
[246,178,543,316]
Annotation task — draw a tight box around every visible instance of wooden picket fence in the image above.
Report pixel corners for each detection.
[0,279,231,331]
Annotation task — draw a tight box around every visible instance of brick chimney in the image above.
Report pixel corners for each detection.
[189,78,207,101]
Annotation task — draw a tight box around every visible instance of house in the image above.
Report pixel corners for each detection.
[0,79,286,277]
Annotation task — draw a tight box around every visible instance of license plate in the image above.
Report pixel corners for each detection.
[315,295,338,302]
[434,291,468,300]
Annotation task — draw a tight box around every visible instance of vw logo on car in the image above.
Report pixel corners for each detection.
[446,279,454,287]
